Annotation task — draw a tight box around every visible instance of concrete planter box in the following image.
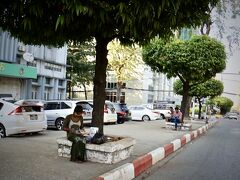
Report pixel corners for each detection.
[57,136,135,164]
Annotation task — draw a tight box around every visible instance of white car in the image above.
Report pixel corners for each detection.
[128,105,160,121]
[0,99,47,138]
[82,100,118,124]
[141,104,171,119]
[44,100,117,130]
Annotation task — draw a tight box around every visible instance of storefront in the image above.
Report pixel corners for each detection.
[0,61,37,100]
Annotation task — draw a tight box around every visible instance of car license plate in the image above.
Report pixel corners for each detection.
[30,114,38,120]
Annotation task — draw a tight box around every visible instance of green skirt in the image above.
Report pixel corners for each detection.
[68,134,86,162]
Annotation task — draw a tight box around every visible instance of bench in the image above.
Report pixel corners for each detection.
[165,122,192,130]
[56,136,135,164]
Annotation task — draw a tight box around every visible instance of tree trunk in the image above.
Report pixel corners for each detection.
[180,82,190,123]
[116,81,122,102]
[82,83,88,100]
[185,96,192,119]
[91,37,111,134]
[198,97,202,119]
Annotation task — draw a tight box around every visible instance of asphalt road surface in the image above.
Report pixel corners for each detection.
[139,118,240,180]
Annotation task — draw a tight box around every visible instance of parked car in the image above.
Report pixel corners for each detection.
[224,112,239,120]
[112,103,132,124]
[44,100,117,130]
[142,104,171,119]
[128,105,160,121]
[0,99,47,138]
[86,100,118,124]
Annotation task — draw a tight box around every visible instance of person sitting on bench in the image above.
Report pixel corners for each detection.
[171,107,182,130]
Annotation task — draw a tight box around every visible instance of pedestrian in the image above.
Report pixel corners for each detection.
[63,105,87,162]
[171,107,183,130]
[167,107,175,122]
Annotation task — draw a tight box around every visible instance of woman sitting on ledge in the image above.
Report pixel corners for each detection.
[63,105,87,162]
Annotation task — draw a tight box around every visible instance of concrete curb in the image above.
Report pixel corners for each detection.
[93,120,218,180]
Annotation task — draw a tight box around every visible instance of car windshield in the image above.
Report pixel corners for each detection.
[113,104,122,111]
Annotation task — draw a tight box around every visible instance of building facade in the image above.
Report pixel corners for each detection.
[0,30,68,101]
[210,0,240,110]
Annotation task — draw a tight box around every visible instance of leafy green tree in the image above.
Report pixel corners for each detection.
[208,96,233,114]
[0,0,220,133]
[174,79,224,119]
[143,35,226,121]
[107,40,143,102]
[67,41,95,100]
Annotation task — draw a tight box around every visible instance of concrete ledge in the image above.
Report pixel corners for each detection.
[165,122,192,130]
[57,136,136,164]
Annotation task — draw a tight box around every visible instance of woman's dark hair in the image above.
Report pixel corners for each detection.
[74,105,83,113]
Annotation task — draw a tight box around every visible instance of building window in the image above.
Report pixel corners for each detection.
[44,62,62,72]
[148,94,154,103]
[148,85,154,91]
[107,82,117,89]
[31,88,38,99]
[44,88,51,100]
[27,61,37,67]
[59,80,63,86]
[32,76,39,83]
[58,92,63,99]
[45,78,51,85]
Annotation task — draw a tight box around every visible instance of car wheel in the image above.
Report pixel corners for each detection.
[55,118,64,130]
[142,115,150,121]
[0,124,6,138]
[117,119,124,124]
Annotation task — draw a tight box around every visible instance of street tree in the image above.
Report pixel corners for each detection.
[143,35,226,121]
[67,41,95,100]
[208,96,233,114]
[174,79,224,119]
[0,0,220,134]
[107,40,143,102]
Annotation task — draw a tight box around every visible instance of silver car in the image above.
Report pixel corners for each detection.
[224,112,239,120]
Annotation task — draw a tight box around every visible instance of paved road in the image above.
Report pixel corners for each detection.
[140,118,240,180]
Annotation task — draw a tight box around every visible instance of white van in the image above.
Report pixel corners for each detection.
[0,99,47,138]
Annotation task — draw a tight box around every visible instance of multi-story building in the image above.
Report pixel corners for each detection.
[210,0,240,110]
[0,30,68,101]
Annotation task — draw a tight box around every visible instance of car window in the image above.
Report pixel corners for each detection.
[44,102,60,110]
[60,102,72,109]
[106,103,114,110]
[119,104,129,111]
[77,102,92,110]
[113,104,122,111]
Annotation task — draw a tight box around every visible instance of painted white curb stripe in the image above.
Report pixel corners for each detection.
[171,139,181,151]
[148,147,165,165]
[202,126,207,132]
[99,163,134,180]
[193,130,198,138]
[184,134,191,143]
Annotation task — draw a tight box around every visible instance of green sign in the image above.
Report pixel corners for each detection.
[0,62,37,79]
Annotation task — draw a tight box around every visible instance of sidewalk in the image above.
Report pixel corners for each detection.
[0,118,217,180]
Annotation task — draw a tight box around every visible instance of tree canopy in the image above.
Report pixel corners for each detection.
[107,40,143,102]
[174,79,224,118]
[0,0,220,133]
[143,35,226,120]
[67,41,95,99]
[208,96,233,114]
